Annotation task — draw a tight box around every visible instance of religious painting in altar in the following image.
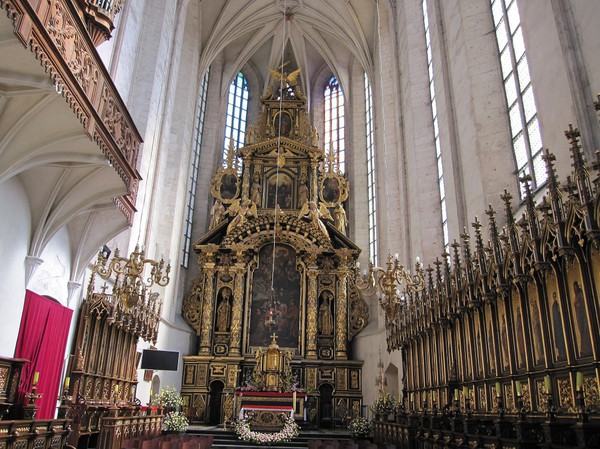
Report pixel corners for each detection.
[266,172,294,209]
[249,244,301,349]
[526,281,545,366]
[511,286,527,370]
[545,272,567,363]
[564,258,593,358]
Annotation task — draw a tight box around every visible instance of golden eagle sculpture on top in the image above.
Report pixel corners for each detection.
[269,62,302,89]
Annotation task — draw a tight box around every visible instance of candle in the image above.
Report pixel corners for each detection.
[454,389,459,401]
[576,372,584,392]
[64,377,70,389]
[33,372,39,386]
[463,386,469,398]
[293,391,297,408]
[114,384,119,393]
[422,391,427,401]
[432,391,436,401]
[495,382,501,398]
[515,381,522,396]
[544,375,552,394]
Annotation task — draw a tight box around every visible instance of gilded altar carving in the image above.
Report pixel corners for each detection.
[181,65,365,425]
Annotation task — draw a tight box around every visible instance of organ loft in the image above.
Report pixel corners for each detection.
[181,68,369,426]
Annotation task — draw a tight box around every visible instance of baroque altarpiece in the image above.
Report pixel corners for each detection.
[182,72,368,426]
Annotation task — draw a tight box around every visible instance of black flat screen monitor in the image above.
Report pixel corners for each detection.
[140,349,179,371]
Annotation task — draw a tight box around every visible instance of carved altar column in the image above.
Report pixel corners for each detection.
[199,262,217,355]
[335,269,349,359]
[306,266,319,359]
[229,262,246,356]
[310,159,319,203]
[242,156,251,200]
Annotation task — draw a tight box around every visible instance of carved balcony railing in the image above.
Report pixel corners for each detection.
[1,0,141,224]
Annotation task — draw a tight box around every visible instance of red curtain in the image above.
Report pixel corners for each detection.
[14,290,73,419]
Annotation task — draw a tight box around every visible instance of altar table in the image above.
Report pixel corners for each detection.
[234,391,306,430]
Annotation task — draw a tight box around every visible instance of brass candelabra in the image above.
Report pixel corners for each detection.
[355,254,425,323]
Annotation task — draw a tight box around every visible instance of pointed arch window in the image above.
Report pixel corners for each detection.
[423,0,449,251]
[182,69,210,268]
[491,0,545,197]
[223,72,249,165]
[365,72,378,265]
[324,76,345,173]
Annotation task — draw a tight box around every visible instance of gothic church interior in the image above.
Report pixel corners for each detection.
[1,0,600,447]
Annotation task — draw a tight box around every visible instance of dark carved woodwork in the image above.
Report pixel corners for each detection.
[0,0,141,224]
[0,419,71,449]
[0,357,28,420]
[379,116,600,448]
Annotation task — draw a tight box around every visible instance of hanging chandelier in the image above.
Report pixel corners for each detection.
[355,254,425,323]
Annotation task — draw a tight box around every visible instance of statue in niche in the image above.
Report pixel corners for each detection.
[319,291,334,335]
[298,181,309,207]
[216,287,232,332]
[209,200,225,229]
[251,173,262,206]
[334,204,348,235]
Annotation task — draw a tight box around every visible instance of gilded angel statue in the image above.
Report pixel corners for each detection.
[298,201,331,237]
[269,64,302,89]
[226,198,258,234]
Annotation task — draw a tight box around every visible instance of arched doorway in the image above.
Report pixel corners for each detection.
[319,383,334,428]
[208,380,225,425]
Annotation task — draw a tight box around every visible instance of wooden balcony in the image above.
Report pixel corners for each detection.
[76,0,124,46]
[0,0,141,225]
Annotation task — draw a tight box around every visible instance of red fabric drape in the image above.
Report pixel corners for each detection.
[14,290,73,419]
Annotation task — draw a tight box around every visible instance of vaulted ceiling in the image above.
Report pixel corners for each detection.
[196,0,381,98]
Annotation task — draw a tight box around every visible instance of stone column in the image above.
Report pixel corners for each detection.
[306,268,319,359]
[229,263,246,356]
[335,269,349,359]
[199,264,216,355]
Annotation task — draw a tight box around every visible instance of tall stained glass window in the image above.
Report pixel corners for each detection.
[423,0,449,251]
[365,72,378,265]
[491,0,545,197]
[223,72,249,165]
[182,70,210,268]
[324,76,345,173]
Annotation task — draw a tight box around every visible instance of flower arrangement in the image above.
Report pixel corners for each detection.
[348,416,371,438]
[152,386,184,409]
[163,411,189,432]
[370,392,396,415]
[234,413,299,445]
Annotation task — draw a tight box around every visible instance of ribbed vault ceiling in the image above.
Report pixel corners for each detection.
[197,0,380,96]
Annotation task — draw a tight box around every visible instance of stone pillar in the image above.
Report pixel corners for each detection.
[199,264,216,355]
[335,269,349,359]
[229,264,246,356]
[306,268,319,359]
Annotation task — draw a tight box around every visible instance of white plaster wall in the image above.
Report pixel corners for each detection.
[438,0,517,235]
[0,177,31,357]
[28,227,72,304]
